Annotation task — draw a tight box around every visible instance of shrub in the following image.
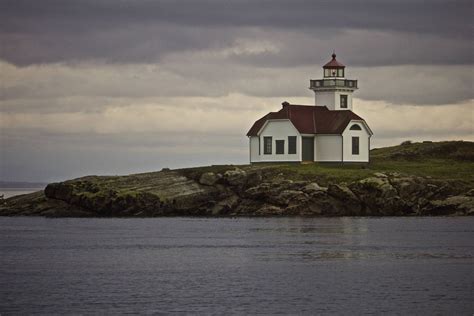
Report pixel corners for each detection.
[400,140,412,146]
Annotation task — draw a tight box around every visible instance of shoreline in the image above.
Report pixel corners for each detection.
[2,141,473,218]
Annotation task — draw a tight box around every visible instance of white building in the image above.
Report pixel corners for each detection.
[247,53,373,163]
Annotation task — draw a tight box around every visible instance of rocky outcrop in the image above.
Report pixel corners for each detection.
[1,167,472,217]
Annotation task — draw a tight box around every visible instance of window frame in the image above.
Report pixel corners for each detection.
[340,94,348,108]
[288,136,297,154]
[350,124,362,131]
[275,140,285,155]
[263,136,272,155]
[352,136,360,155]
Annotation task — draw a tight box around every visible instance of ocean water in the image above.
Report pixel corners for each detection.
[0,217,473,315]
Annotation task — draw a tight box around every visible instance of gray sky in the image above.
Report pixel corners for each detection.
[1,0,473,182]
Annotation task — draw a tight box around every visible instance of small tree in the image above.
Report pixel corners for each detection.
[400,140,412,146]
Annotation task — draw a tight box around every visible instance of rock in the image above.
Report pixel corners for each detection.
[45,182,74,202]
[199,172,218,186]
[303,182,325,193]
[349,177,408,215]
[326,184,362,214]
[373,172,388,178]
[422,195,474,215]
[390,176,424,200]
[327,184,358,202]
[272,190,307,206]
[223,168,247,186]
[256,205,283,216]
[245,171,263,188]
[211,194,239,215]
[244,182,272,199]
[357,177,398,198]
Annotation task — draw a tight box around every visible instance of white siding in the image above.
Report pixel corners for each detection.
[342,121,370,162]
[258,120,301,162]
[315,135,342,162]
[315,91,336,109]
[314,90,353,111]
[249,136,260,163]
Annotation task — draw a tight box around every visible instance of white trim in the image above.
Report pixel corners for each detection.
[343,119,373,135]
[256,119,299,136]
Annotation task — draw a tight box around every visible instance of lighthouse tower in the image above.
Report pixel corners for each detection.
[309,53,358,111]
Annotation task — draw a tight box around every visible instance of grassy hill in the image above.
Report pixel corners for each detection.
[249,141,474,186]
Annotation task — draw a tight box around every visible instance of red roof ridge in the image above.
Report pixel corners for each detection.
[246,103,368,136]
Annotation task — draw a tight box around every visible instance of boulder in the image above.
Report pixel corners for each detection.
[245,171,263,188]
[256,204,283,216]
[211,194,240,215]
[199,172,218,186]
[244,182,272,199]
[349,177,409,215]
[44,182,74,202]
[303,182,325,193]
[223,168,247,186]
[272,190,308,206]
[421,195,474,215]
[357,177,398,198]
[327,184,358,202]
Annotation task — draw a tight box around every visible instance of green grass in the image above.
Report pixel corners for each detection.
[274,158,474,186]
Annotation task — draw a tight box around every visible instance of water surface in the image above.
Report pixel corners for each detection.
[0,217,473,314]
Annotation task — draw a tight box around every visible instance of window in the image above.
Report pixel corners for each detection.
[337,69,344,77]
[350,124,362,130]
[324,69,330,77]
[264,137,272,155]
[288,136,297,154]
[276,140,284,155]
[340,95,348,108]
[352,137,359,155]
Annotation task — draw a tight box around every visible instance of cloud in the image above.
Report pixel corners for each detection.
[1,59,473,109]
[1,0,472,66]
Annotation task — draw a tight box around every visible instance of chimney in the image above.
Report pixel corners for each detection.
[282,101,290,108]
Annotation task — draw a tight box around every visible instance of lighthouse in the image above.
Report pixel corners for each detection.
[247,52,372,163]
[309,52,358,111]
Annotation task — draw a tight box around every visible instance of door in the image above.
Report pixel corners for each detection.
[302,137,314,161]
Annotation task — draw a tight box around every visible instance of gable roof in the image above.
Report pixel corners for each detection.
[247,104,369,136]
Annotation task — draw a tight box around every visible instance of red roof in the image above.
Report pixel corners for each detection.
[247,104,367,136]
[323,53,345,68]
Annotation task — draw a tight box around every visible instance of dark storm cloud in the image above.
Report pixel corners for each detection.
[0,0,472,66]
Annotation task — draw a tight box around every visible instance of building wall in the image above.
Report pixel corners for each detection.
[315,135,342,162]
[342,121,370,162]
[249,136,260,163]
[315,91,336,109]
[253,120,301,162]
[314,90,353,111]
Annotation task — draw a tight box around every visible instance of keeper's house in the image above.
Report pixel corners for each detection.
[247,53,373,163]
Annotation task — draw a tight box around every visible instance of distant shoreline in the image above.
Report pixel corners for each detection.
[0,182,47,189]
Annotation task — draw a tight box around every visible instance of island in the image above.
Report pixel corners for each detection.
[1,141,473,217]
